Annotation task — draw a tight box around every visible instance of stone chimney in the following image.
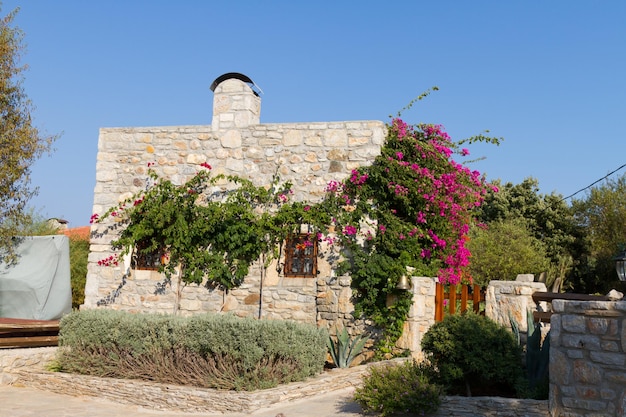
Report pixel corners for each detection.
[210,72,261,131]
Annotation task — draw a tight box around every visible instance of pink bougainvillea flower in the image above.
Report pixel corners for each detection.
[97,254,119,267]
[343,225,357,236]
[326,180,341,192]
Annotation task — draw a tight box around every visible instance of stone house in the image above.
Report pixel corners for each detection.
[84,72,386,333]
[72,73,626,414]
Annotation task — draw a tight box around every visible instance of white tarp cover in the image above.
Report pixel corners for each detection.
[0,235,72,320]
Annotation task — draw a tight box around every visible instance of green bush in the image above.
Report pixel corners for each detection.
[57,309,327,390]
[421,312,522,397]
[354,359,443,416]
[68,236,89,309]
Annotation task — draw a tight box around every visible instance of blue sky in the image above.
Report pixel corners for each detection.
[3,1,626,228]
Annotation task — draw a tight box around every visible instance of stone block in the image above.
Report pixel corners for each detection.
[244,294,260,305]
[589,351,625,366]
[562,334,601,351]
[551,348,572,386]
[515,274,535,282]
[573,360,602,384]
[562,315,587,333]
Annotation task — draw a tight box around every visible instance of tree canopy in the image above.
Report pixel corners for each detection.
[468,217,550,287]
[570,173,626,294]
[0,7,57,263]
[472,177,585,290]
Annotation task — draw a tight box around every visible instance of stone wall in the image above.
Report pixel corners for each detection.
[550,299,626,416]
[317,275,359,330]
[0,347,56,384]
[486,276,548,334]
[85,74,385,328]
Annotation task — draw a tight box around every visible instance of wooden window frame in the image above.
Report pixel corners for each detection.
[132,239,166,271]
[284,233,318,278]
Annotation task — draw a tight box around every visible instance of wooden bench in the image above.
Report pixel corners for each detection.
[531,292,610,324]
[0,318,60,348]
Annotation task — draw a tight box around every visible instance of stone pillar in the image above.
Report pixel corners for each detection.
[397,276,437,359]
[316,275,357,332]
[486,277,547,334]
[211,78,260,130]
[550,299,626,416]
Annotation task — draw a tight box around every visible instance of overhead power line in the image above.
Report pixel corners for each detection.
[560,163,626,202]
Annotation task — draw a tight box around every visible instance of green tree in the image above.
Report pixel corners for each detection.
[12,209,61,236]
[68,235,89,309]
[467,217,551,287]
[570,174,626,294]
[475,178,585,290]
[0,7,57,264]
[476,178,580,262]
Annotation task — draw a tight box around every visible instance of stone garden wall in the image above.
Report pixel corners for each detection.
[2,351,548,416]
[550,299,626,416]
[0,347,56,385]
[486,275,548,334]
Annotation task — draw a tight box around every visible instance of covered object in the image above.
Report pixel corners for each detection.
[0,235,72,320]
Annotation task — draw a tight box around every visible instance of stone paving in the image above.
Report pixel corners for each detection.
[0,384,363,417]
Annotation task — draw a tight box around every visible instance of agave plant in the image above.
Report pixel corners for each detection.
[509,308,550,399]
[327,327,369,368]
[525,309,550,392]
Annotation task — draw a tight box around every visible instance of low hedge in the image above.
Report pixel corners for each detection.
[57,309,328,390]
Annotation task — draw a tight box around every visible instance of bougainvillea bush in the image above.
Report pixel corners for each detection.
[322,116,496,348]
[92,163,330,301]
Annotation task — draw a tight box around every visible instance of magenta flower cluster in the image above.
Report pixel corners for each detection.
[325,117,492,285]
[97,254,119,267]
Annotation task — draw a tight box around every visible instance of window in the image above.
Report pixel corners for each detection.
[132,239,166,270]
[284,234,317,277]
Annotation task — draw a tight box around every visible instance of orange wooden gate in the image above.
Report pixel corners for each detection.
[434,283,485,322]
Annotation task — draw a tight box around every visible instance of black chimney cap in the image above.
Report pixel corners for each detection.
[210,72,262,96]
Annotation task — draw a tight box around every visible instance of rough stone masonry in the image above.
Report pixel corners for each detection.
[84,73,385,334]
